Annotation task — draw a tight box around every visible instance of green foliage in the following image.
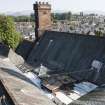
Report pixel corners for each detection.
[0,15,21,49]
[30,13,35,22]
[94,30,103,37]
[94,29,105,37]
[13,16,30,22]
[52,12,72,21]
[11,14,35,22]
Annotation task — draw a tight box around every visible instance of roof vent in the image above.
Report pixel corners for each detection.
[91,60,103,71]
[91,60,103,82]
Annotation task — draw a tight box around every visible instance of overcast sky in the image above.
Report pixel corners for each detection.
[0,0,105,13]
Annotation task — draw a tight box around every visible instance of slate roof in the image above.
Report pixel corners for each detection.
[27,31,105,86]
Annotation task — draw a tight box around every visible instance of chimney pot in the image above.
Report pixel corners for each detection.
[46,2,49,5]
[39,2,41,4]
[35,1,38,4]
[33,2,51,40]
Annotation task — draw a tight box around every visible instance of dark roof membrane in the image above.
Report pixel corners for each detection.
[0,42,10,57]
[27,31,105,86]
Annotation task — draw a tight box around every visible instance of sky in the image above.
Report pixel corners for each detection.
[0,0,105,13]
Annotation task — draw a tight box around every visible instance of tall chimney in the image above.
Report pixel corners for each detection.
[33,2,52,40]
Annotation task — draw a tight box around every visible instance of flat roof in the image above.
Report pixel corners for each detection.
[0,58,55,105]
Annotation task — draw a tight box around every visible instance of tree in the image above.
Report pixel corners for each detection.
[66,12,72,20]
[51,12,72,21]
[14,16,31,22]
[94,30,103,36]
[30,13,35,22]
[0,15,21,49]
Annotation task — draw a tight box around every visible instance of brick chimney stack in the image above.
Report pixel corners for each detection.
[33,2,52,40]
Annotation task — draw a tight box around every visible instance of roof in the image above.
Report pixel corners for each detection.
[0,58,55,105]
[1,31,105,105]
[70,86,105,105]
[0,42,10,57]
[27,31,105,86]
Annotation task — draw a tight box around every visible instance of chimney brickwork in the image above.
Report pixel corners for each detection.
[33,2,52,39]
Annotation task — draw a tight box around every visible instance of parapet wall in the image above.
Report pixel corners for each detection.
[0,43,24,66]
[34,2,51,10]
[8,49,24,66]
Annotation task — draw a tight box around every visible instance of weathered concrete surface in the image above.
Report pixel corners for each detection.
[0,43,24,65]
[0,58,55,105]
[8,49,24,66]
